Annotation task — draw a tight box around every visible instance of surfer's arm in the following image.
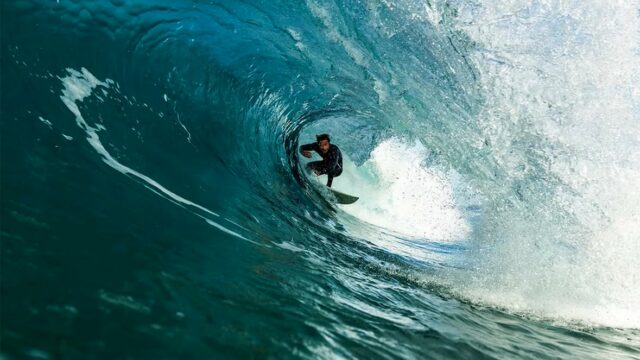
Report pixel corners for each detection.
[299,143,318,158]
[299,143,317,151]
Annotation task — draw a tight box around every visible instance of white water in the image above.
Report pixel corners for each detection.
[442,0,640,328]
[332,138,472,242]
[309,0,640,328]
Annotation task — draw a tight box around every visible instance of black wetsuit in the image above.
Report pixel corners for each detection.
[300,142,343,187]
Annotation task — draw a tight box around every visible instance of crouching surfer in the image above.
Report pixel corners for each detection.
[299,134,343,188]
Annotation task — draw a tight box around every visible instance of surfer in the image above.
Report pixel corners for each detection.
[300,134,343,187]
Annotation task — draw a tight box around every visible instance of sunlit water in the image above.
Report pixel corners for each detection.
[1,1,639,359]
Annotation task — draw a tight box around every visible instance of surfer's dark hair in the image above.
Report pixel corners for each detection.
[316,134,330,142]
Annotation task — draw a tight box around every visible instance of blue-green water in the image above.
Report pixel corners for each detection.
[2,1,639,359]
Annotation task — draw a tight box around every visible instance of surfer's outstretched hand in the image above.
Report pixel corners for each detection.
[302,150,312,158]
[313,169,321,175]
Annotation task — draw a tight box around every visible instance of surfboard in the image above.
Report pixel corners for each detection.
[329,188,359,204]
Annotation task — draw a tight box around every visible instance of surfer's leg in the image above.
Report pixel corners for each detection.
[326,168,341,187]
[306,161,327,174]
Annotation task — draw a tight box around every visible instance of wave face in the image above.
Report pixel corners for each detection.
[1,0,639,358]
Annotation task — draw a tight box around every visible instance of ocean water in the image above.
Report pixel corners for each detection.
[1,0,639,359]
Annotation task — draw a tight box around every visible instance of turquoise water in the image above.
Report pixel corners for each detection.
[1,0,639,359]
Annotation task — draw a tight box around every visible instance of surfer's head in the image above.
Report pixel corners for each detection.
[316,134,331,154]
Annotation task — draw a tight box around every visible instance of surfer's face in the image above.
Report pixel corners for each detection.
[318,139,330,154]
